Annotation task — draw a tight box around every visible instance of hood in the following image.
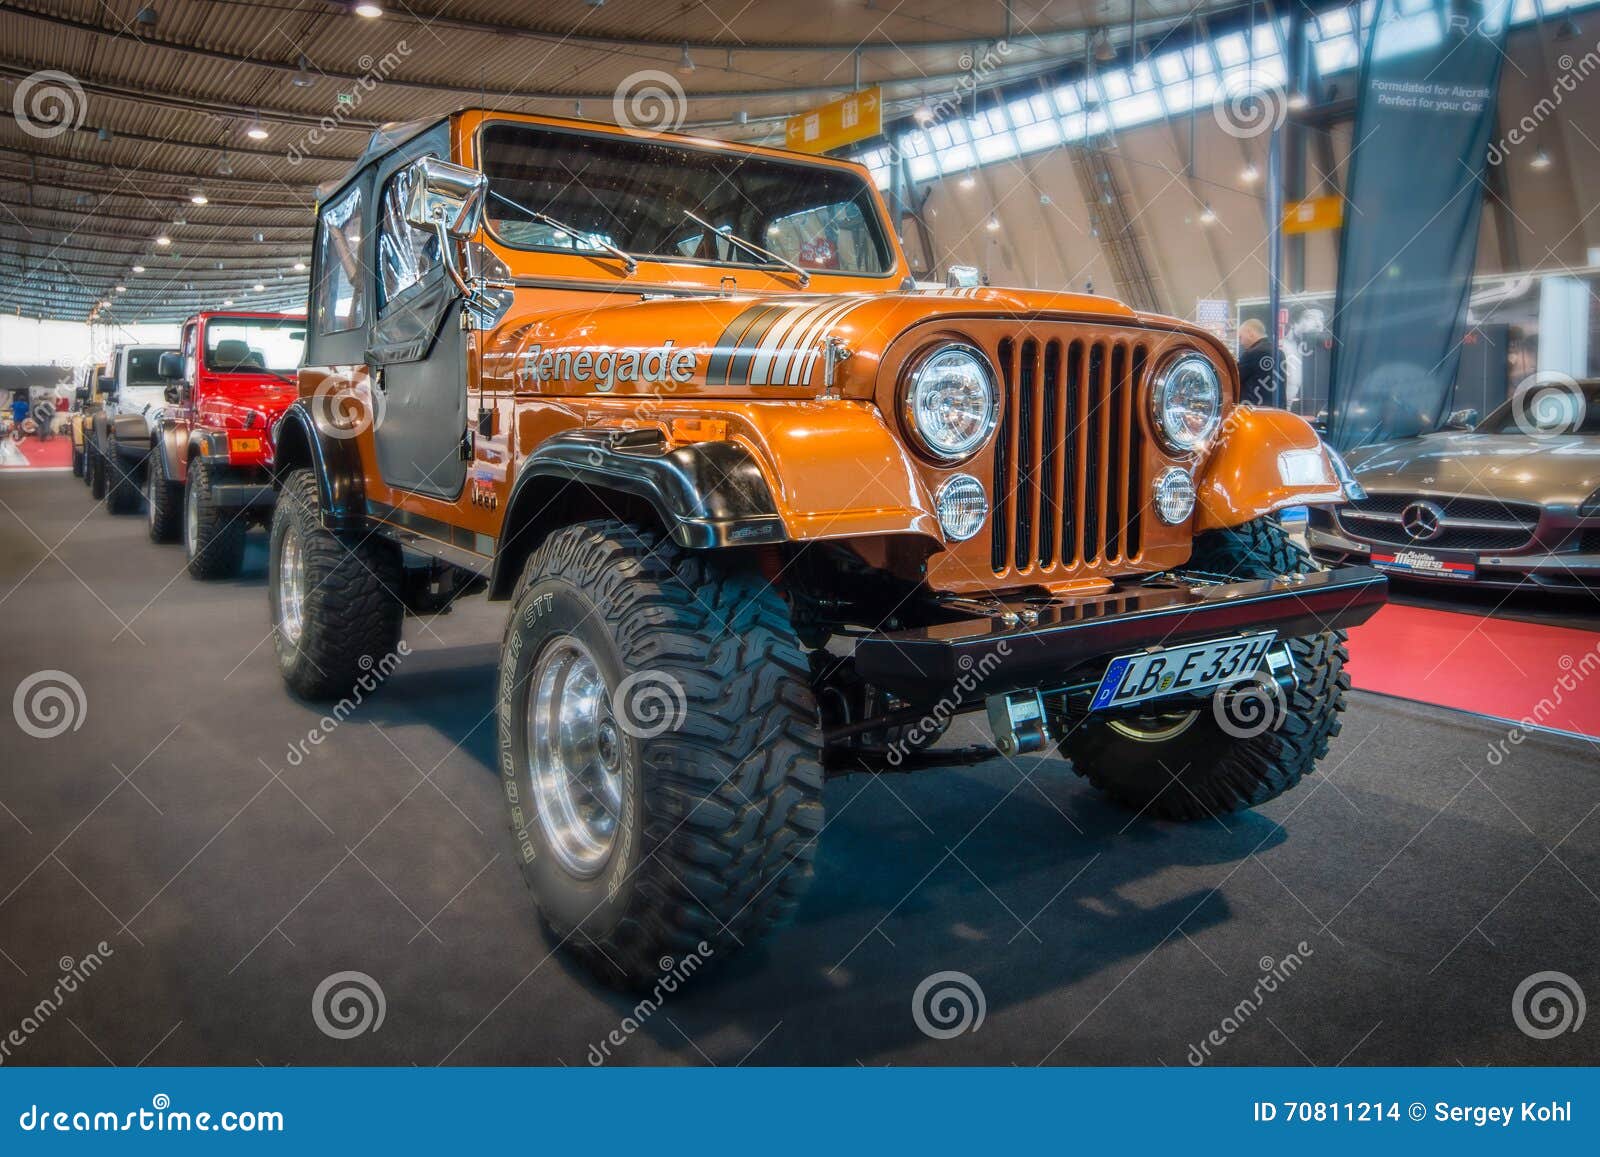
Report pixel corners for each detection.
[197,372,300,430]
[1344,431,1600,506]
[483,285,1206,400]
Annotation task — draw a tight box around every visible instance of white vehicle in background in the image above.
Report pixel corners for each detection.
[86,344,178,513]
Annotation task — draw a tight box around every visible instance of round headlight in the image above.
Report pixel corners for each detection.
[1151,353,1223,452]
[934,474,989,541]
[1153,467,1196,524]
[902,343,1000,461]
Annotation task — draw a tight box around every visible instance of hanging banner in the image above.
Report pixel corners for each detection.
[784,87,882,154]
[1326,0,1512,449]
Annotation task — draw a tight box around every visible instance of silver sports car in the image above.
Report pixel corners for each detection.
[1307,379,1600,591]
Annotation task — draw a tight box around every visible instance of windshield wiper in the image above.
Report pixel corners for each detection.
[682,211,810,288]
[490,190,637,274]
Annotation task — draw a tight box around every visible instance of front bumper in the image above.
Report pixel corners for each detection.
[1306,525,1600,590]
[855,565,1387,701]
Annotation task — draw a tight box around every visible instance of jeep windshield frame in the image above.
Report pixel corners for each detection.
[474,119,898,283]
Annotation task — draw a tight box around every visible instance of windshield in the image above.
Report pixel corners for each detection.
[1480,382,1600,435]
[124,349,172,386]
[480,122,894,277]
[204,317,306,375]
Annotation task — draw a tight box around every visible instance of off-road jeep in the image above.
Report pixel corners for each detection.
[90,343,178,514]
[269,111,1385,985]
[70,360,109,479]
[145,310,307,578]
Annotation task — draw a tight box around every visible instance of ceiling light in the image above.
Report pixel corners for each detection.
[253,283,265,292]
[985,216,1000,232]
[1092,29,1115,62]
[217,152,234,176]
[155,235,171,246]
[293,261,306,272]
[959,174,976,190]
[1199,203,1217,224]
[914,105,934,126]
[290,54,316,87]
[1287,92,1308,110]
[677,43,696,75]
[246,118,268,141]
[222,299,234,307]
[190,189,208,205]
[353,2,383,16]
[1240,162,1260,183]
[115,285,126,292]
[1531,148,1552,170]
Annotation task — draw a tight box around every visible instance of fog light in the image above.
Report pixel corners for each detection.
[935,474,988,541]
[1153,467,1196,524]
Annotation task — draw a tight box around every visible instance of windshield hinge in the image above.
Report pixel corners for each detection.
[822,336,853,394]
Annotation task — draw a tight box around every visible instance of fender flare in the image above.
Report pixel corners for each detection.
[148,417,186,482]
[109,412,151,458]
[270,401,367,532]
[488,430,786,600]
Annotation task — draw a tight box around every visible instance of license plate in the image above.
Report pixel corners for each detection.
[1370,548,1476,581]
[1089,631,1277,712]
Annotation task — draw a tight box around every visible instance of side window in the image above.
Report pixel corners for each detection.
[377,164,441,308]
[181,324,197,382]
[316,185,367,333]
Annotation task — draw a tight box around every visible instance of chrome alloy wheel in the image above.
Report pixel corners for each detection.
[145,462,157,528]
[184,477,200,557]
[277,524,307,646]
[1107,709,1201,743]
[526,636,626,879]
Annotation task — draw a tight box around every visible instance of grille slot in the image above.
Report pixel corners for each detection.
[990,335,1149,578]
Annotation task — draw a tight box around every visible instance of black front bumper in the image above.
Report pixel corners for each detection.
[855,565,1387,701]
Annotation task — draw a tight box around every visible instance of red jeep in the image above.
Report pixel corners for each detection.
[147,310,307,578]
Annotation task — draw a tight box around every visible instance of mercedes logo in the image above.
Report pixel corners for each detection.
[1400,500,1444,542]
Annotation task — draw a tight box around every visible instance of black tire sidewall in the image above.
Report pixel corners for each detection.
[500,577,644,940]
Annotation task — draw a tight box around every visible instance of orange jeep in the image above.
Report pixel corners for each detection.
[270,111,1384,985]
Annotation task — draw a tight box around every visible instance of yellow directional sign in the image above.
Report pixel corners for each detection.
[785,87,882,155]
[1283,195,1344,234]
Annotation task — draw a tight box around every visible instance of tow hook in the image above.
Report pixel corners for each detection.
[987,689,1050,756]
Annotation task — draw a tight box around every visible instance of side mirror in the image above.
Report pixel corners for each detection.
[946,264,982,288]
[97,375,114,393]
[74,387,89,404]
[1444,407,1479,431]
[403,156,488,240]
[403,157,489,299]
[158,352,184,380]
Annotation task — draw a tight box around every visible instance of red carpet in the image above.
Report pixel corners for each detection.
[1345,604,1600,740]
[0,435,73,470]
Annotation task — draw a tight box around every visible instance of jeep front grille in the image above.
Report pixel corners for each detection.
[990,336,1148,578]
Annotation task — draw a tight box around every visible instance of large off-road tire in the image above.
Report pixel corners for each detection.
[146,449,182,543]
[268,468,403,700]
[1056,517,1350,821]
[103,447,143,515]
[184,458,247,578]
[88,444,106,497]
[498,519,824,989]
[71,443,84,477]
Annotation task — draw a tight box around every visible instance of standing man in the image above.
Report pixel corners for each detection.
[1236,318,1283,408]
